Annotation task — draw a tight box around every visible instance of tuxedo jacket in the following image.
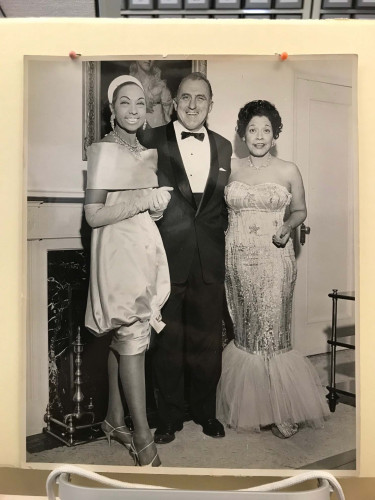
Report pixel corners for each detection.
[139,121,232,284]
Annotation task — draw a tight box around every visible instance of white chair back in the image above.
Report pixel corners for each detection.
[46,465,345,500]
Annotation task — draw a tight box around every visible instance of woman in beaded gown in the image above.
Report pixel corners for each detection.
[85,75,172,465]
[216,100,329,438]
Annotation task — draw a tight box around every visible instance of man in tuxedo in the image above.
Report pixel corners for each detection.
[140,72,232,444]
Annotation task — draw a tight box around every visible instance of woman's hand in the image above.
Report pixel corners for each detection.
[272,162,307,249]
[148,186,173,212]
[272,224,292,248]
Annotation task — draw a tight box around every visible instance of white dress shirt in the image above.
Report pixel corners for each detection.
[174,121,210,194]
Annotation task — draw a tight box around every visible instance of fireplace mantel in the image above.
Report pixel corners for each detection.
[28,201,85,240]
[27,202,87,436]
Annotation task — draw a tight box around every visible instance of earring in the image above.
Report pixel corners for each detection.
[242,137,245,142]
[143,119,147,130]
[110,114,115,131]
[272,139,276,147]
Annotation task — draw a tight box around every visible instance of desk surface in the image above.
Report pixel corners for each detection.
[0,497,47,499]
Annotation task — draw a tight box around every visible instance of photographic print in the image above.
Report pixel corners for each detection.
[25,55,357,473]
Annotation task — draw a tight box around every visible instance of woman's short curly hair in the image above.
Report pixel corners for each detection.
[236,100,283,140]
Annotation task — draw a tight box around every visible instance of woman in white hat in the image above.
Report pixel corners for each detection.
[84,75,172,466]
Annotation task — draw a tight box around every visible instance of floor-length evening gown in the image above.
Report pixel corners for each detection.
[216,181,329,432]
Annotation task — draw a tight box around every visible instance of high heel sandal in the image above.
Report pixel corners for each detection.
[101,420,133,453]
[131,438,160,467]
[271,422,299,439]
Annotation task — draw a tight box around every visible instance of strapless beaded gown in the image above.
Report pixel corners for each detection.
[216,181,329,431]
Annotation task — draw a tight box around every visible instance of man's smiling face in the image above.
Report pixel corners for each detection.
[174,78,213,132]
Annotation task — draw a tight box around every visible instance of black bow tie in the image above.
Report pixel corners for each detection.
[181,131,205,141]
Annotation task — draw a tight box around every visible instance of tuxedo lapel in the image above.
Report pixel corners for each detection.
[196,129,219,216]
[166,122,196,209]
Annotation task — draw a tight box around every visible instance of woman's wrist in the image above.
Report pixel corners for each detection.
[282,223,293,233]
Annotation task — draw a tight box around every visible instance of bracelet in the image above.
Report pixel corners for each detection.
[283,223,293,232]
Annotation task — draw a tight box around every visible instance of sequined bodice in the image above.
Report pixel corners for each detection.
[226,181,291,209]
[225,181,296,356]
[225,181,292,245]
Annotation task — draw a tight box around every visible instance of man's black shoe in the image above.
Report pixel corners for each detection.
[200,418,225,438]
[154,421,183,444]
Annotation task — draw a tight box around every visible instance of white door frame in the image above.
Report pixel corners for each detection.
[292,73,356,355]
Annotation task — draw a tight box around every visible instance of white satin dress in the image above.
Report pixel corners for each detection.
[85,142,170,355]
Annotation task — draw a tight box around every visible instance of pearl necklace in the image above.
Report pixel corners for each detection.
[248,153,272,171]
[110,130,145,159]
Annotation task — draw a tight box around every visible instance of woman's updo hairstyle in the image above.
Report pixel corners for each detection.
[236,100,283,140]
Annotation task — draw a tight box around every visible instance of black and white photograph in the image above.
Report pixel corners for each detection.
[25,55,357,472]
